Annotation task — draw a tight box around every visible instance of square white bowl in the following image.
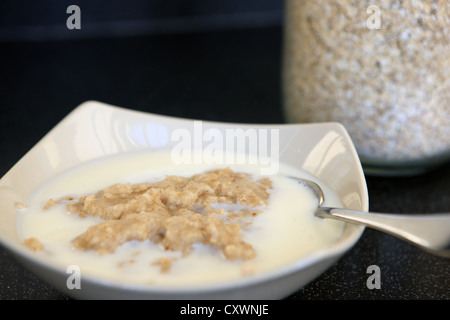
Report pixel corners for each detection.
[0,101,368,299]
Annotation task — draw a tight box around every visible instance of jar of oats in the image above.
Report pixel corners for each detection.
[282,0,450,175]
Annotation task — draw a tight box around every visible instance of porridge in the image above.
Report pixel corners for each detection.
[43,168,271,261]
[17,151,343,286]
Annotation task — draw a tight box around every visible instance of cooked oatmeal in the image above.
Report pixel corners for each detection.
[18,151,345,286]
[39,168,272,260]
[23,237,44,252]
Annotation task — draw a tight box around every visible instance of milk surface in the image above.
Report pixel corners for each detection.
[17,150,343,287]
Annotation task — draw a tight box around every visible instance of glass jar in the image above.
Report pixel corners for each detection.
[282,0,450,175]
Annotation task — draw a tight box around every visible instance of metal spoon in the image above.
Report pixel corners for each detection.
[296,179,450,258]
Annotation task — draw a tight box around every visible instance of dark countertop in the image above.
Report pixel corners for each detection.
[0,26,449,300]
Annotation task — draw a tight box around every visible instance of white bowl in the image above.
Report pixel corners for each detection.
[0,101,368,299]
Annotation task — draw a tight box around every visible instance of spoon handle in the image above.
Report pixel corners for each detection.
[315,207,450,258]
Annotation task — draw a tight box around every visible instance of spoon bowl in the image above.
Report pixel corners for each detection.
[295,178,450,258]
